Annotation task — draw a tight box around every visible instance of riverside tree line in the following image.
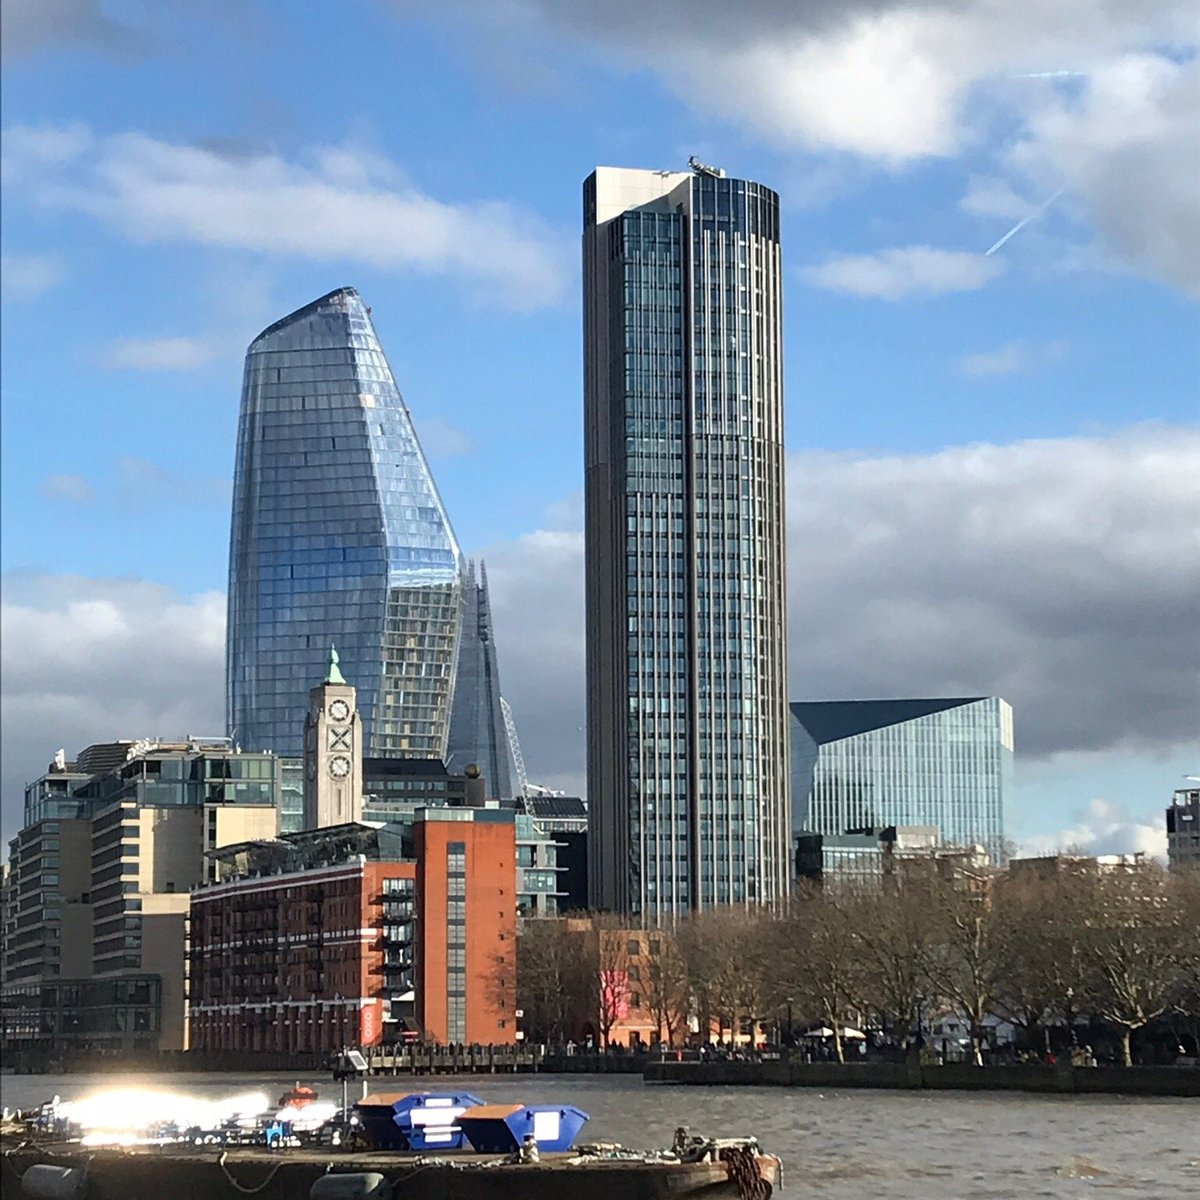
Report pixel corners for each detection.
[509,862,1199,1067]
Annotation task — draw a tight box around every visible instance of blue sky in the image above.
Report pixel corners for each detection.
[2,0,1197,851]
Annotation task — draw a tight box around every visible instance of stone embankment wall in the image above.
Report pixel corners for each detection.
[643,1059,1200,1097]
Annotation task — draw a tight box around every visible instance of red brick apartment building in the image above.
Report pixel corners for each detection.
[189,812,516,1053]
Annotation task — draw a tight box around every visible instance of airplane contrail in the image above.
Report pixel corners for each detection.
[1015,71,1087,79]
[985,188,1066,256]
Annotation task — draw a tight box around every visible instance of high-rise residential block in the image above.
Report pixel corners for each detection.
[227,288,515,789]
[192,810,517,1051]
[2,740,279,1054]
[583,164,790,918]
[1167,786,1200,872]
[790,697,1013,866]
[227,287,465,761]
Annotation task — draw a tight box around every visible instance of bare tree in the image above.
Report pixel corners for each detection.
[590,913,635,1049]
[1167,869,1200,1056]
[677,907,771,1045]
[988,873,1072,1052]
[921,872,1009,1066]
[854,880,935,1043]
[642,930,690,1046]
[772,883,867,1063]
[1077,862,1184,1066]
[511,917,596,1044]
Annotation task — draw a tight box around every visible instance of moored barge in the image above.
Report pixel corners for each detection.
[1,1138,781,1199]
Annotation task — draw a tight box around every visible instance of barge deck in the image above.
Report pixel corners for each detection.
[1,1139,780,1199]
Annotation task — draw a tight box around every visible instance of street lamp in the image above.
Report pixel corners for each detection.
[786,997,794,1046]
[1065,987,1077,1049]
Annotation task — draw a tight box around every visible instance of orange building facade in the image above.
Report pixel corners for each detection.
[414,812,517,1045]
[557,920,660,1049]
[189,812,516,1053]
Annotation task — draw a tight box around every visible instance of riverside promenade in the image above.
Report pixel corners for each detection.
[6,1043,1196,1096]
[1,1044,645,1077]
[644,1057,1200,1096]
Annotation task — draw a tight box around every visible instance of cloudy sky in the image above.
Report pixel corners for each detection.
[2,0,1197,853]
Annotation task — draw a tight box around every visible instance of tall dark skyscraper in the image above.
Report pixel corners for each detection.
[446,561,514,798]
[227,287,510,782]
[583,165,790,919]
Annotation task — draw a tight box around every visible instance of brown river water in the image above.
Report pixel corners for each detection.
[2,1071,1196,1198]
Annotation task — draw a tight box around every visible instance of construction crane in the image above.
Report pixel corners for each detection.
[500,696,562,799]
[500,697,529,798]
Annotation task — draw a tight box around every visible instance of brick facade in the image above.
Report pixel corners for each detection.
[189,813,516,1053]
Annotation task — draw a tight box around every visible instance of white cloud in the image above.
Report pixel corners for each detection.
[956,339,1068,378]
[100,335,220,371]
[5,425,1197,839]
[0,573,225,841]
[485,424,1200,790]
[94,270,281,374]
[1019,798,1168,859]
[1008,53,1200,296]
[961,175,1040,222]
[786,426,1200,758]
[2,125,570,310]
[1,253,64,299]
[417,1,1199,293]
[40,474,95,503]
[426,1,1193,157]
[802,245,1004,299]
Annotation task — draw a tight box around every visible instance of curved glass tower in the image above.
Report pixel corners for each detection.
[227,287,465,759]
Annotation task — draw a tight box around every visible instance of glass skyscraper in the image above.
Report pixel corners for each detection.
[789,697,1013,865]
[445,561,513,799]
[583,165,790,919]
[227,287,466,761]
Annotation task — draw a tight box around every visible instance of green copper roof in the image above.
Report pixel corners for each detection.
[326,645,346,685]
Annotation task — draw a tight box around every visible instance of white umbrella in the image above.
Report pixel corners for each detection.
[800,1027,834,1038]
[800,1026,866,1039]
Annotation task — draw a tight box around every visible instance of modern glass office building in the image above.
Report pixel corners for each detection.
[583,165,790,918]
[789,698,1013,866]
[227,287,466,761]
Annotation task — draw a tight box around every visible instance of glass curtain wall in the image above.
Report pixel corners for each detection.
[584,167,790,919]
[227,287,465,760]
[445,561,514,798]
[790,698,1012,865]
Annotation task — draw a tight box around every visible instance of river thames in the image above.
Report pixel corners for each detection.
[3,1071,1196,1198]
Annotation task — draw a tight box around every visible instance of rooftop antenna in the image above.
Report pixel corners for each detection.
[688,155,725,178]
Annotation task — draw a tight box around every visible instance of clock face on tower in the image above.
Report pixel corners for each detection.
[328,698,351,722]
[329,755,352,780]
